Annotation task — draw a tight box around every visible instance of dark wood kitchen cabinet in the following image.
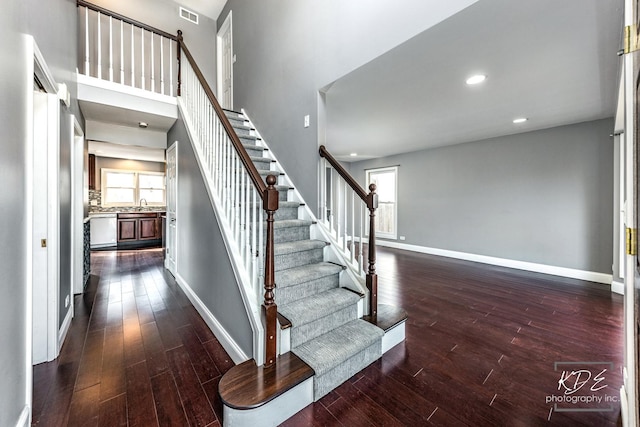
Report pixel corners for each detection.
[117,212,164,246]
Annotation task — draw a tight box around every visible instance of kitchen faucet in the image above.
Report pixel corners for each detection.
[139,198,148,207]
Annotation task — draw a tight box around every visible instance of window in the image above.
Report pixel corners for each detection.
[101,168,165,207]
[366,166,398,239]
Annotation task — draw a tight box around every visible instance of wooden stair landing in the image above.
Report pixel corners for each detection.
[219,351,314,410]
[364,304,408,331]
[218,305,407,412]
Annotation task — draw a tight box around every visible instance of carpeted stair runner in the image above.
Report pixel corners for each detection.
[224,109,384,400]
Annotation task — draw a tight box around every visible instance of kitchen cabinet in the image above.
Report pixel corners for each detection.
[117,212,164,246]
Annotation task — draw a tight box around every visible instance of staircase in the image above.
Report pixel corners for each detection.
[223,110,386,401]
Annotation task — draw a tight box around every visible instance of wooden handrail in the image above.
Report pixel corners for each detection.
[318,145,379,320]
[77,1,178,41]
[319,145,374,209]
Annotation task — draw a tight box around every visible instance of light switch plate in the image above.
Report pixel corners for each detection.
[304,115,310,128]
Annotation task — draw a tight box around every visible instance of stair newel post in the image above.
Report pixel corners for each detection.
[366,183,378,320]
[176,30,183,96]
[262,175,279,367]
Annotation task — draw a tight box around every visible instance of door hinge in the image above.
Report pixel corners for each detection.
[624,25,640,54]
[41,239,47,248]
[626,227,637,256]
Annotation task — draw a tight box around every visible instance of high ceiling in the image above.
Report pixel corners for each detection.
[325,0,624,161]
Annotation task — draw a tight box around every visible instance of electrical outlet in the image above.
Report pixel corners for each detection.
[304,115,310,128]
[399,236,406,241]
[65,295,70,308]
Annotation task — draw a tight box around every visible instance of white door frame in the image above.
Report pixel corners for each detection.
[31,40,61,365]
[622,0,639,422]
[217,11,233,110]
[71,117,85,296]
[166,141,178,274]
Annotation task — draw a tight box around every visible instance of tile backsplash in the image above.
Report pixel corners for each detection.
[89,190,166,213]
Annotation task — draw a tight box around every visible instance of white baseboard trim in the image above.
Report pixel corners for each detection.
[376,240,613,285]
[174,272,249,364]
[15,405,30,427]
[57,307,73,354]
[611,280,624,295]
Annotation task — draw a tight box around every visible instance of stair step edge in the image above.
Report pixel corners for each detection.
[292,319,384,377]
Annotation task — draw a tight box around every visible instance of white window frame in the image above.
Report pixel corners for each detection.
[101,168,166,207]
[366,166,398,240]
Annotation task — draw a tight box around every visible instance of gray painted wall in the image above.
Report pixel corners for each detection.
[351,119,614,274]
[169,115,253,357]
[0,1,30,424]
[218,1,476,213]
[88,0,218,87]
[59,114,73,328]
[0,0,79,424]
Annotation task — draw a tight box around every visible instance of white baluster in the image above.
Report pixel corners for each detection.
[97,12,102,79]
[169,41,173,97]
[251,189,258,292]
[84,7,89,75]
[160,37,164,95]
[350,192,355,264]
[130,24,134,87]
[109,16,113,81]
[343,179,348,252]
[141,28,145,90]
[150,33,155,92]
[120,20,124,83]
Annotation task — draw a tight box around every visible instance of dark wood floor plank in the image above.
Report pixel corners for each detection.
[140,321,169,377]
[99,324,125,401]
[150,371,190,426]
[66,383,100,427]
[178,324,221,383]
[201,375,224,422]
[166,346,217,427]
[125,361,158,427]
[75,329,105,391]
[98,393,127,427]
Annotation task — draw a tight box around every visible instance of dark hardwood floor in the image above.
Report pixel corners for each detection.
[33,246,624,426]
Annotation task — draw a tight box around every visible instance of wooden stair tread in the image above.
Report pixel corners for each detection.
[219,352,314,410]
[363,304,408,331]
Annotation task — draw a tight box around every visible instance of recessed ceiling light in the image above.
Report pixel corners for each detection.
[138,122,148,128]
[350,153,358,157]
[512,117,528,124]
[465,74,486,85]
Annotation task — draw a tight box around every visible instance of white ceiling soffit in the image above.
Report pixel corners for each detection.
[325,0,623,161]
[173,0,227,20]
[78,100,177,133]
[89,140,166,163]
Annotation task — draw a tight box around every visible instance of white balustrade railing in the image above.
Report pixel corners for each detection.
[319,158,368,278]
[179,57,266,307]
[78,2,177,96]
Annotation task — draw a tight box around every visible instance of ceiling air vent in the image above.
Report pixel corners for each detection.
[179,7,199,25]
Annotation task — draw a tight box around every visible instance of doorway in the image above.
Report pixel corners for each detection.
[166,142,178,274]
[217,11,233,110]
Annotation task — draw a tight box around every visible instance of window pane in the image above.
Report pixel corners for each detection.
[139,189,164,203]
[139,174,164,189]
[369,171,395,203]
[377,202,395,234]
[106,171,135,188]
[104,188,135,204]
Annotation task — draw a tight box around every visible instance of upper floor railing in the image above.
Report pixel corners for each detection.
[78,0,178,95]
[319,146,379,319]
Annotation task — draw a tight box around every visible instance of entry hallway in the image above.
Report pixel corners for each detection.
[32,247,623,426]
